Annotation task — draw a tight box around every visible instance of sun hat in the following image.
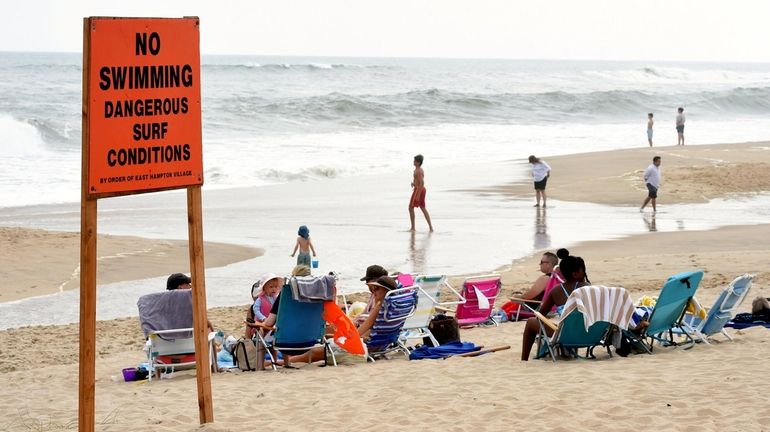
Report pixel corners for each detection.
[166,273,191,290]
[252,272,282,299]
[360,264,388,281]
[367,275,398,291]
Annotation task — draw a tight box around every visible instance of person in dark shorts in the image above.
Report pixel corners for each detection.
[528,155,551,207]
[676,107,685,146]
[640,156,662,213]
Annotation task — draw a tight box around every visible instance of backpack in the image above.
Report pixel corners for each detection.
[426,314,460,346]
[233,338,258,371]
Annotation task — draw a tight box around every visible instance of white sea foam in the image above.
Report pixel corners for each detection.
[2,53,770,208]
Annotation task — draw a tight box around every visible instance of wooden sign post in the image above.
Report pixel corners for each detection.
[80,17,212,432]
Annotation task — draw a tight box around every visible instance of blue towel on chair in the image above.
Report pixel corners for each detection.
[409,341,481,360]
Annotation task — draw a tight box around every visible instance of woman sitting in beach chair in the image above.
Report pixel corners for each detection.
[520,251,590,360]
[290,275,405,364]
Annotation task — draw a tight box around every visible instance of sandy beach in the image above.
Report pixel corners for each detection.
[1,143,769,431]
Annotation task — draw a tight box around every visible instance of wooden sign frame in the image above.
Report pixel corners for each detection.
[80,17,213,432]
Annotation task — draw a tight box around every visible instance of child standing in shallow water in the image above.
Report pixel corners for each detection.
[291,225,316,267]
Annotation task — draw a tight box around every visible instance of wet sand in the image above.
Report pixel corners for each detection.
[0,227,262,302]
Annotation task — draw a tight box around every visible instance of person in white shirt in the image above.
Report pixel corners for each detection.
[676,107,685,146]
[528,155,551,207]
[640,156,662,212]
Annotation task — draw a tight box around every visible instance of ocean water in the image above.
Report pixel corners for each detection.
[2,52,770,207]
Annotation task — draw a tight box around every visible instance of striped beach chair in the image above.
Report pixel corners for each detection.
[366,286,418,361]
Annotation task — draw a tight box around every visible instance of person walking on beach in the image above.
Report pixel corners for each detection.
[647,113,654,147]
[291,225,316,266]
[528,155,551,207]
[676,107,685,146]
[409,154,434,232]
[640,156,662,213]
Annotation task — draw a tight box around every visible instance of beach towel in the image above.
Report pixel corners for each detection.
[409,341,481,360]
[725,313,770,329]
[290,275,335,302]
[560,285,635,330]
[137,289,194,339]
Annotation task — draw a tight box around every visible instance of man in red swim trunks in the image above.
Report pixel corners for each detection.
[409,154,434,232]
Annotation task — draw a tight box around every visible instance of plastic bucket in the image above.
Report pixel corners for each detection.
[122,367,137,382]
[311,259,319,269]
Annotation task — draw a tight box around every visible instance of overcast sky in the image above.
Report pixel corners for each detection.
[2,0,770,62]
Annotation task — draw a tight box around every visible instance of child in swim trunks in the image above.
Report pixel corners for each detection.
[291,225,316,267]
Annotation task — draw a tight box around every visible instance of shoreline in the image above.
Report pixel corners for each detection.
[2,141,770,307]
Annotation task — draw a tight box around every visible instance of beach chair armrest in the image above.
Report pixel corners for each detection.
[251,322,275,331]
[509,297,542,304]
[435,305,455,314]
[532,310,558,332]
[437,280,467,306]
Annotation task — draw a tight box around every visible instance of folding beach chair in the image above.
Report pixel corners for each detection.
[366,286,418,361]
[531,286,634,362]
[256,283,335,369]
[675,274,754,344]
[400,274,465,347]
[509,270,565,321]
[626,270,704,352]
[453,275,502,327]
[137,289,217,381]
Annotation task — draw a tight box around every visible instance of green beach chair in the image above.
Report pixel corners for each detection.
[627,270,704,352]
[532,285,633,362]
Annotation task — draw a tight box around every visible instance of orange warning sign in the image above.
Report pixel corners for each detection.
[85,17,203,197]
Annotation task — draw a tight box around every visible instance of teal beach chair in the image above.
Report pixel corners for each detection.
[531,286,632,362]
[258,283,334,368]
[629,270,704,352]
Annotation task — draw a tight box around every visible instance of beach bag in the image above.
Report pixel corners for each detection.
[233,338,258,371]
[428,314,460,346]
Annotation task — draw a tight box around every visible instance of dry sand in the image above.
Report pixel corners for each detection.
[1,142,770,431]
[0,227,263,302]
[485,141,770,205]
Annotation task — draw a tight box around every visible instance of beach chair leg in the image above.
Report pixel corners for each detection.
[398,341,411,360]
[326,342,338,367]
[722,329,733,341]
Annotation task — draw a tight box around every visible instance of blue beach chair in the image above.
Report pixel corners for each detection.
[628,270,704,352]
[366,286,418,362]
[675,274,754,344]
[257,283,335,369]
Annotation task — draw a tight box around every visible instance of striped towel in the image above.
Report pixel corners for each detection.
[560,285,635,330]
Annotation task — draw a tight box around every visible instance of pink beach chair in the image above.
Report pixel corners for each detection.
[454,275,502,327]
[509,270,565,321]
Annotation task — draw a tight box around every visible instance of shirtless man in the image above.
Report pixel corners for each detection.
[647,113,654,147]
[409,154,434,232]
